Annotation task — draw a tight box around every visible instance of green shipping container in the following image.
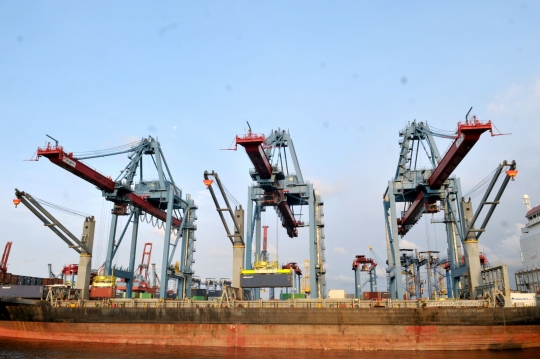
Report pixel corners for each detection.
[191,295,207,301]
[280,293,306,300]
[140,293,153,299]
[122,292,139,298]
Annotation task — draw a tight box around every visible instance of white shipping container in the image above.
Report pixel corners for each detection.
[328,289,345,299]
[511,293,537,307]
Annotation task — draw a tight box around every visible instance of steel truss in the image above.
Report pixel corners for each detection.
[35,136,196,299]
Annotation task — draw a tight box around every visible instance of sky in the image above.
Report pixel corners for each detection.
[1,1,539,297]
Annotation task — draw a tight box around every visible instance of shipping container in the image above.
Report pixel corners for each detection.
[90,287,116,299]
[511,293,537,307]
[4,273,12,284]
[0,272,4,284]
[328,290,346,299]
[121,292,139,298]
[10,275,18,285]
[240,273,293,288]
[192,289,206,296]
[363,292,391,300]
[191,295,207,301]
[207,290,222,297]
[140,293,153,299]
[0,285,45,299]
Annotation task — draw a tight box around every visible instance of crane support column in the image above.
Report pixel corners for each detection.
[233,207,245,297]
[160,185,176,299]
[246,186,254,271]
[308,183,317,298]
[105,214,119,275]
[354,267,361,299]
[461,198,483,298]
[126,209,140,299]
[77,216,95,300]
[384,182,404,300]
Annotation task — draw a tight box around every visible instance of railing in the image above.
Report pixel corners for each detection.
[53,298,490,309]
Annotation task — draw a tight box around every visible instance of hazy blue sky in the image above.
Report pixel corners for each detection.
[1,1,539,295]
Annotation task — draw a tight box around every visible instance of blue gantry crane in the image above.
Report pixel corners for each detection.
[35,136,197,299]
[383,112,516,300]
[233,126,327,299]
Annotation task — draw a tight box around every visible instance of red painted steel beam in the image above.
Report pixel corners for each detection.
[37,146,115,192]
[0,242,12,273]
[429,120,492,189]
[236,134,273,179]
[398,192,426,235]
[125,193,182,227]
[352,255,377,271]
[276,190,298,238]
[282,262,303,276]
[38,145,182,228]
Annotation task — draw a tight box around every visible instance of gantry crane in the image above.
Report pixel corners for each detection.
[233,126,326,299]
[352,255,377,299]
[0,242,12,274]
[383,111,516,302]
[34,136,196,299]
[136,242,152,283]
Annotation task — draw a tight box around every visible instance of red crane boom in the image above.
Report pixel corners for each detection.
[0,242,12,273]
[236,131,299,238]
[236,132,273,179]
[36,144,182,228]
[37,145,115,192]
[429,119,493,189]
[398,118,494,235]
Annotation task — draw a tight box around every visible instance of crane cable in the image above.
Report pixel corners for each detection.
[32,196,91,217]
[463,168,499,200]
[72,140,146,159]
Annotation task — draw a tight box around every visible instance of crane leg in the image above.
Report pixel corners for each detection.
[105,214,119,276]
[245,187,254,271]
[160,185,176,299]
[126,209,140,299]
[76,216,95,301]
[254,202,261,300]
[308,184,317,298]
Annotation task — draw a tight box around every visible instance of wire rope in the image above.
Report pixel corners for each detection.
[463,168,499,199]
[72,140,145,158]
[222,183,240,207]
[32,196,91,217]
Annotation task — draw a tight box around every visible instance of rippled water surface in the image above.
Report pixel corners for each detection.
[1,339,540,359]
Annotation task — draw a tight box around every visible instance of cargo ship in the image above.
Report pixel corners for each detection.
[1,129,539,351]
[0,296,539,350]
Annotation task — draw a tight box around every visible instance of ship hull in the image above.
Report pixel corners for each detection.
[1,302,540,351]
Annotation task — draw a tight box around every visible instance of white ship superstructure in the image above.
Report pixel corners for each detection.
[515,195,540,295]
